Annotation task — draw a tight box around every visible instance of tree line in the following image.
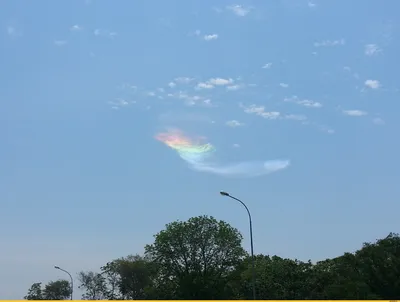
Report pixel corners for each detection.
[24,215,400,300]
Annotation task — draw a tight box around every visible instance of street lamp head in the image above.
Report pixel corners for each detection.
[54,266,60,269]
[220,191,230,197]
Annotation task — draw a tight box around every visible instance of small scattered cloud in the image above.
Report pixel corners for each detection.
[364,44,382,56]
[109,98,131,110]
[279,83,289,88]
[365,79,380,89]
[343,110,368,116]
[208,78,233,86]
[174,77,194,84]
[168,82,176,88]
[226,120,245,127]
[284,96,322,108]
[262,63,272,69]
[226,84,243,91]
[285,114,307,121]
[94,29,117,37]
[54,40,67,46]
[196,77,233,90]
[226,4,252,16]
[308,1,317,8]
[196,82,214,89]
[314,39,345,47]
[233,143,240,148]
[6,25,22,37]
[70,25,82,31]
[204,34,218,41]
[168,91,206,106]
[241,103,281,120]
[372,117,385,125]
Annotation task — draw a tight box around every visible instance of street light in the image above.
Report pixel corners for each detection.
[54,266,73,300]
[220,191,256,300]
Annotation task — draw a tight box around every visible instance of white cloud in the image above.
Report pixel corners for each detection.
[226,120,244,127]
[262,63,272,69]
[70,25,82,31]
[373,117,385,125]
[54,40,67,46]
[298,100,322,108]
[196,82,214,89]
[343,110,368,116]
[174,77,194,84]
[6,26,21,37]
[168,91,204,106]
[314,39,345,47]
[233,143,240,148]
[168,82,176,88]
[208,77,233,85]
[204,34,218,41]
[365,79,380,89]
[109,98,130,109]
[365,44,381,56]
[285,114,307,121]
[308,1,316,8]
[146,91,156,97]
[284,96,322,108]
[94,29,117,37]
[226,84,243,91]
[227,4,252,16]
[280,83,289,88]
[241,103,280,119]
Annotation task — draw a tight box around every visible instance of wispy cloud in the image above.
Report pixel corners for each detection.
[308,1,317,8]
[314,39,345,47]
[226,4,252,16]
[226,84,243,91]
[167,91,207,106]
[94,29,117,37]
[365,79,380,89]
[241,103,281,119]
[109,98,132,110]
[54,40,67,46]
[284,96,322,108]
[343,110,368,116]
[174,77,194,84]
[203,34,218,41]
[372,117,385,125]
[6,26,21,37]
[280,83,289,88]
[262,63,272,69]
[226,120,245,127]
[196,77,234,90]
[155,128,289,178]
[70,25,82,31]
[364,44,381,56]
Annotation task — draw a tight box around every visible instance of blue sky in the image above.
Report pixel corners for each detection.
[1,0,400,298]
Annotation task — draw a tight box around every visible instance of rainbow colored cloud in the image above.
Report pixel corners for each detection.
[155,128,290,178]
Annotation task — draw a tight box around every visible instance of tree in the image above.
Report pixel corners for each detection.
[24,283,43,300]
[356,232,400,299]
[144,215,246,299]
[43,280,71,300]
[78,271,107,300]
[25,280,71,300]
[78,255,154,300]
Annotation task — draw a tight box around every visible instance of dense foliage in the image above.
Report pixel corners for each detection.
[25,215,400,300]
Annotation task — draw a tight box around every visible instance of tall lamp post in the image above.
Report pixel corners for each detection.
[220,191,256,300]
[54,266,73,300]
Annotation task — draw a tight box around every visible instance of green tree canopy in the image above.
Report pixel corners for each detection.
[23,216,400,300]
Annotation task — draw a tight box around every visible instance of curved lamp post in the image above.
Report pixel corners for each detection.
[220,191,256,300]
[54,266,73,300]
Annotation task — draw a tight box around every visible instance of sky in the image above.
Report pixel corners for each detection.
[1,0,400,299]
